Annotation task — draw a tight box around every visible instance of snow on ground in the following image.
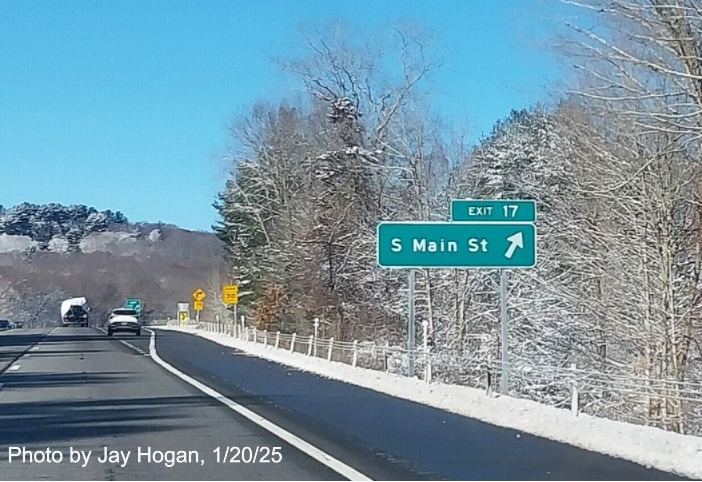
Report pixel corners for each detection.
[157,325,702,479]
[0,234,36,253]
[47,236,70,253]
[79,231,138,254]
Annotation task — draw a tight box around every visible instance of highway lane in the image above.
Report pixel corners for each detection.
[0,328,51,373]
[0,327,342,481]
[131,328,686,481]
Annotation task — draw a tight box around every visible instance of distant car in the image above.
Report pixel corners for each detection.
[108,308,139,322]
[0,320,10,331]
[107,315,141,336]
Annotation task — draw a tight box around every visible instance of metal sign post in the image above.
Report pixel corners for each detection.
[233,303,238,335]
[408,269,416,377]
[500,269,509,395]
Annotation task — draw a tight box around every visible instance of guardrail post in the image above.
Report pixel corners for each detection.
[275,331,280,349]
[485,358,493,397]
[264,330,268,347]
[352,340,358,367]
[307,335,314,356]
[253,328,257,345]
[384,342,390,372]
[327,337,334,361]
[571,363,579,417]
[290,333,296,353]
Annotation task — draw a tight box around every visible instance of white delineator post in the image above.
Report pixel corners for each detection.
[352,340,358,367]
[307,335,314,356]
[290,333,296,353]
[327,338,334,361]
[275,331,280,349]
[313,318,319,357]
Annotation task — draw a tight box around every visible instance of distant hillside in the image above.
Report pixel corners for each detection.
[0,203,129,251]
[0,203,226,325]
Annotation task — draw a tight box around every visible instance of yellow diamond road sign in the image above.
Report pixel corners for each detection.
[223,284,238,305]
[192,288,206,301]
[193,301,204,311]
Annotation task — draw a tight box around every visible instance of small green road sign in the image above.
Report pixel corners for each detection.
[450,199,536,223]
[377,222,536,268]
[125,298,141,315]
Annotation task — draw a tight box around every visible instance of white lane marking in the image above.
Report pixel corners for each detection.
[31,346,40,351]
[97,327,149,356]
[8,364,21,371]
[145,329,371,481]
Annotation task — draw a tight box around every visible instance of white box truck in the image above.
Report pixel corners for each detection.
[60,297,90,327]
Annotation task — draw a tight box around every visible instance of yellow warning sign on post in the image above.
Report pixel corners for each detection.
[223,284,239,304]
[179,311,188,322]
[193,301,204,311]
[192,288,206,301]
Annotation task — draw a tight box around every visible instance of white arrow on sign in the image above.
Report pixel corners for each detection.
[504,232,524,259]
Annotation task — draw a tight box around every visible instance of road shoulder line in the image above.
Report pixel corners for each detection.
[145,328,371,481]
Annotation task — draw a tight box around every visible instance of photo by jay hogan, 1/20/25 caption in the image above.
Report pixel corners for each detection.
[5,446,284,468]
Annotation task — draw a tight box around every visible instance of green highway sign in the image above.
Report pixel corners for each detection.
[125,298,141,315]
[451,199,536,223]
[377,222,536,268]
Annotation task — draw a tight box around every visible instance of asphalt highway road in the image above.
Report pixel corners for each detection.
[132,328,684,481]
[0,326,686,481]
[0,327,341,481]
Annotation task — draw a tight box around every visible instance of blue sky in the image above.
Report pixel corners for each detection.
[0,1,569,232]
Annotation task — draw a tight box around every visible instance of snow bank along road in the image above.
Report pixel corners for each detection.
[0,326,686,480]
[136,328,683,480]
[164,326,702,480]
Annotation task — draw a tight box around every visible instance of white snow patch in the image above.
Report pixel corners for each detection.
[47,236,70,253]
[80,232,138,254]
[147,229,162,243]
[0,234,36,253]
[158,325,702,479]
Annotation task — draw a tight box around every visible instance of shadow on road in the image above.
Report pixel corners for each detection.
[0,395,214,446]
[0,333,46,347]
[0,371,133,388]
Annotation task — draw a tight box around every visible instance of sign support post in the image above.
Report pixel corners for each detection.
[500,268,509,395]
[408,269,416,377]
[233,303,238,335]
